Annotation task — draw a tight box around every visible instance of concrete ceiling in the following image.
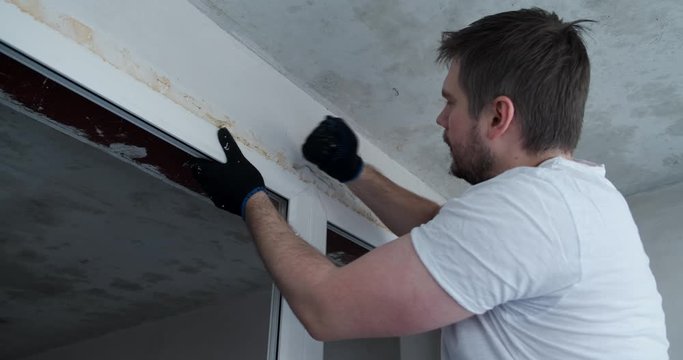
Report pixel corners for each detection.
[190,0,683,197]
[0,99,274,359]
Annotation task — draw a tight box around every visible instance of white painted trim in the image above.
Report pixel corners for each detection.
[277,189,327,360]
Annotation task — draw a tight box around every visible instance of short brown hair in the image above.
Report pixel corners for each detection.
[438,8,593,153]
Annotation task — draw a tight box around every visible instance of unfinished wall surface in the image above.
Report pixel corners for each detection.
[628,180,683,360]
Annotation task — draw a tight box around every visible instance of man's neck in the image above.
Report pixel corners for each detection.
[494,149,571,176]
[532,150,572,166]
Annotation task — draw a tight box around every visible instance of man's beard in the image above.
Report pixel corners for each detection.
[444,128,494,185]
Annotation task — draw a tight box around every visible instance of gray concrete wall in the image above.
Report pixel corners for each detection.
[628,181,683,360]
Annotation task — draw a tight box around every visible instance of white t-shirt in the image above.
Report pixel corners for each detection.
[411,157,669,359]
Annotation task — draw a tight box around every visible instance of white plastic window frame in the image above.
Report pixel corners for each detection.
[278,188,394,360]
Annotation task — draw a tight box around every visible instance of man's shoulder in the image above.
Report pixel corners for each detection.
[462,164,560,199]
[464,157,611,199]
[443,166,570,225]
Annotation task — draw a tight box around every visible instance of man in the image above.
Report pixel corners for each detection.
[190,8,669,359]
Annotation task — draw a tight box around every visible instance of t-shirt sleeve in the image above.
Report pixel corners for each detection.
[411,174,581,314]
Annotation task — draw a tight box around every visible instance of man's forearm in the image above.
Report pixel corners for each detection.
[347,165,441,235]
[244,191,336,336]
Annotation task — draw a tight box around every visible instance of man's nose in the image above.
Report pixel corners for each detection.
[436,109,447,128]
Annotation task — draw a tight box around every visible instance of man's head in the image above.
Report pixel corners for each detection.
[436,8,593,184]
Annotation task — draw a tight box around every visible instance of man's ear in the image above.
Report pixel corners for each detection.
[485,96,515,140]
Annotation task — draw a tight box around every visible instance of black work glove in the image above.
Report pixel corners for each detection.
[302,116,364,182]
[189,128,265,218]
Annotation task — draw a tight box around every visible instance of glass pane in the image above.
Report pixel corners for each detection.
[324,225,401,360]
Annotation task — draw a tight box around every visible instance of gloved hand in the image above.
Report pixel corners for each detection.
[302,116,364,182]
[189,128,265,218]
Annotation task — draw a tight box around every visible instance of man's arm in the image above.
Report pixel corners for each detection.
[245,191,473,340]
[347,165,440,236]
[303,116,441,235]
[190,127,471,340]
